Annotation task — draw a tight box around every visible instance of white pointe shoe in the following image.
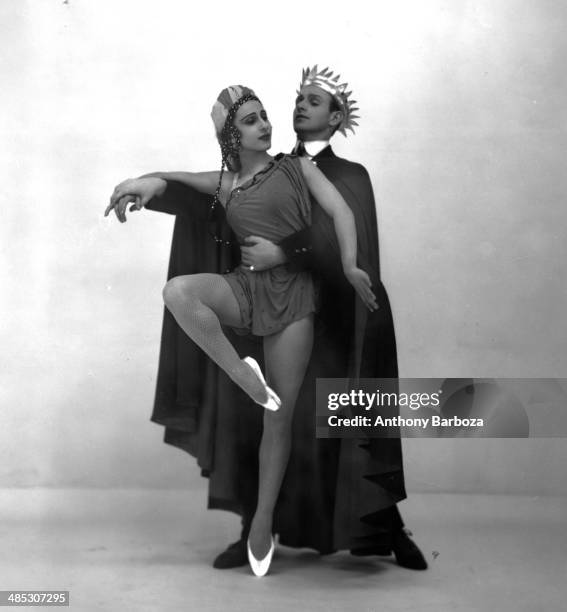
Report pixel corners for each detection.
[247,536,275,577]
[243,357,281,412]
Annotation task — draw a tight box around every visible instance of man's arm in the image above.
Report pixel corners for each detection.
[278,228,315,270]
[240,231,315,272]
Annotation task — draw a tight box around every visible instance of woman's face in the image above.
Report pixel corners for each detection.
[233,100,272,153]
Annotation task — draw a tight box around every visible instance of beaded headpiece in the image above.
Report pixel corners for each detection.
[208,85,261,246]
[210,85,260,172]
[299,65,360,136]
[211,85,257,137]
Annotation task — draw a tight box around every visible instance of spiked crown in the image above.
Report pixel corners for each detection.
[299,65,360,136]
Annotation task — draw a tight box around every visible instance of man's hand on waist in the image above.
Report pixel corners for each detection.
[240,236,287,271]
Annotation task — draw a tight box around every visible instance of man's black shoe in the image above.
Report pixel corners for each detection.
[392,528,428,570]
[350,545,391,557]
[212,539,248,570]
[350,528,428,570]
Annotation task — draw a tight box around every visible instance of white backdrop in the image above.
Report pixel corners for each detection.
[1,0,566,493]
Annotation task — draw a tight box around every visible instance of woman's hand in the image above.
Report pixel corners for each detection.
[104,177,166,223]
[344,266,379,312]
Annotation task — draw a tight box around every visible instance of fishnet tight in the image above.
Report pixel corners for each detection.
[162,273,268,405]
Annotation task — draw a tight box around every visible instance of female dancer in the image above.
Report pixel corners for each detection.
[105,85,376,575]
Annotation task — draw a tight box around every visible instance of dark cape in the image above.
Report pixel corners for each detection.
[146,146,406,553]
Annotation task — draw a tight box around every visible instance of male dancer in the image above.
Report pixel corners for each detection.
[109,66,426,571]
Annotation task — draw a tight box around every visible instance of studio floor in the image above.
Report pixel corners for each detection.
[1,489,565,611]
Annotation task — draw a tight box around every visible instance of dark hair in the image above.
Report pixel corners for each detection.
[329,95,342,136]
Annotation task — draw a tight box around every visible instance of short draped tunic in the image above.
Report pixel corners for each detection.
[223,154,316,336]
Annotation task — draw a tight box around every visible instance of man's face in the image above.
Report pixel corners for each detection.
[293,85,337,140]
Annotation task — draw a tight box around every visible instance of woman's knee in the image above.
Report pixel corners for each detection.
[162,276,195,309]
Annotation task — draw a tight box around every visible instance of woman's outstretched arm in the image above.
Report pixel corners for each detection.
[105,171,229,221]
[299,157,378,312]
[140,171,222,195]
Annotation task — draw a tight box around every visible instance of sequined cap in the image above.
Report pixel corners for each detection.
[211,85,257,136]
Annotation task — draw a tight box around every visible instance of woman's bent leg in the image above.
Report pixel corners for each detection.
[162,274,268,405]
[248,314,314,559]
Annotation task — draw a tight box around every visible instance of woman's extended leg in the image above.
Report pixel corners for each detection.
[248,314,314,559]
[162,274,268,405]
